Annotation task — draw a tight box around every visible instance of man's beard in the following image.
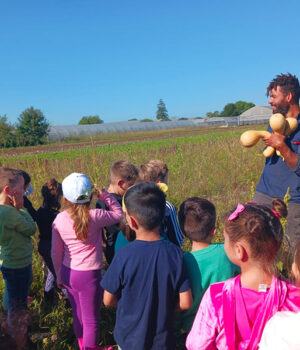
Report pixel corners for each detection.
[273,103,290,116]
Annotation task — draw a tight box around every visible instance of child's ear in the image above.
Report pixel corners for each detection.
[235,242,248,263]
[3,185,11,195]
[128,215,138,229]
[211,228,217,237]
[117,179,125,189]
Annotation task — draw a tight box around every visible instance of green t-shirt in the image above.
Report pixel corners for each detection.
[0,205,36,268]
[180,243,240,332]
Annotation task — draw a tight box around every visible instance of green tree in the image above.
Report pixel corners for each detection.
[234,101,255,115]
[156,99,169,121]
[220,103,238,117]
[16,107,49,146]
[206,111,219,118]
[78,115,103,125]
[0,115,17,148]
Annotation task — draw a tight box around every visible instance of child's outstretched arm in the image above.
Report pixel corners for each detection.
[103,290,118,307]
[94,187,123,226]
[177,289,193,311]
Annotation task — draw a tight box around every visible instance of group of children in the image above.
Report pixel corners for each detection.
[1,160,300,350]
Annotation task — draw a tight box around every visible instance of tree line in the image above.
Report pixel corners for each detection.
[0,100,255,148]
[206,101,255,118]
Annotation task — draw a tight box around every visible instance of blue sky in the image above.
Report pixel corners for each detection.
[1,0,300,126]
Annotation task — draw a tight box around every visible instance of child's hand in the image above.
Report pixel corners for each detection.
[9,190,24,209]
[94,184,105,197]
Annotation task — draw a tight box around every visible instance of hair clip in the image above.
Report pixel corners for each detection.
[271,209,279,218]
[228,203,245,221]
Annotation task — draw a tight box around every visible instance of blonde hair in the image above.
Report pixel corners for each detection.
[139,160,168,183]
[65,200,91,241]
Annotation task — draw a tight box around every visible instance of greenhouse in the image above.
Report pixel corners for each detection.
[47,106,272,141]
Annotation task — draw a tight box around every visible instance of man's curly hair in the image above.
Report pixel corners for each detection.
[266,73,300,103]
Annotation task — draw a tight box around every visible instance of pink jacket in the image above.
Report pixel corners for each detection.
[186,275,300,350]
[51,190,122,281]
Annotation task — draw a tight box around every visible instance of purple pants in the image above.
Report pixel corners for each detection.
[61,265,102,349]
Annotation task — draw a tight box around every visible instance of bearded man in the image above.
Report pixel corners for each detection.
[253,73,300,249]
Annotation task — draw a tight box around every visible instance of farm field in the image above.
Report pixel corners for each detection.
[1,125,288,349]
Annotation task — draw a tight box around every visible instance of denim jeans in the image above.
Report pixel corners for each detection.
[0,264,32,313]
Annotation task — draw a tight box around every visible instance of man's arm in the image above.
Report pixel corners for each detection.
[103,290,118,307]
[264,133,298,169]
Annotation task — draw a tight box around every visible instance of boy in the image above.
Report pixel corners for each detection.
[101,182,192,350]
[178,197,240,333]
[139,159,183,246]
[0,167,36,346]
[96,160,138,264]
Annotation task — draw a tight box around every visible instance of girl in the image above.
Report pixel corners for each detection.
[186,200,300,350]
[259,240,300,349]
[51,173,122,350]
[37,178,62,302]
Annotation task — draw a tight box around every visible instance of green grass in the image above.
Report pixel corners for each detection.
[0,126,290,349]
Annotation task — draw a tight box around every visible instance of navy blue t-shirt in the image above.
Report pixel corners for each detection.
[101,239,190,350]
[256,114,300,202]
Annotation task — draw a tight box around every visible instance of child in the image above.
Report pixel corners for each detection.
[37,178,62,302]
[51,172,122,350]
[186,200,300,350]
[101,182,192,350]
[0,167,36,346]
[138,159,183,246]
[177,197,240,333]
[259,240,300,349]
[96,160,138,264]
[20,170,37,221]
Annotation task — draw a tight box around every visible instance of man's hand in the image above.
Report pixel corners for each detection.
[264,132,298,169]
[264,133,286,150]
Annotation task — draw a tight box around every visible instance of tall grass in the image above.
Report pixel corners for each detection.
[1,128,287,349]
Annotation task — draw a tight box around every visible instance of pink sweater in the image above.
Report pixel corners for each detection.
[51,191,122,278]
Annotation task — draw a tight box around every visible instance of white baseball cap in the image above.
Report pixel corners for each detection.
[62,173,93,204]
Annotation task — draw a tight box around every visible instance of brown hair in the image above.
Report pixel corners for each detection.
[41,179,62,210]
[224,199,287,272]
[139,160,168,183]
[0,167,23,193]
[267,73,300,104]
[178,197,216,242]
[110,160,138,184]
[64,200,91,241]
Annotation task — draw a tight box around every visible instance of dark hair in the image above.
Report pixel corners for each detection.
[178,197,216,242]
[0,167,23,192]
[19,170,31,188]
[41,178,62,210]
[224,199,287,270]
[110,160,138,184]
[124,181,166,230]
[267,73,300,104]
